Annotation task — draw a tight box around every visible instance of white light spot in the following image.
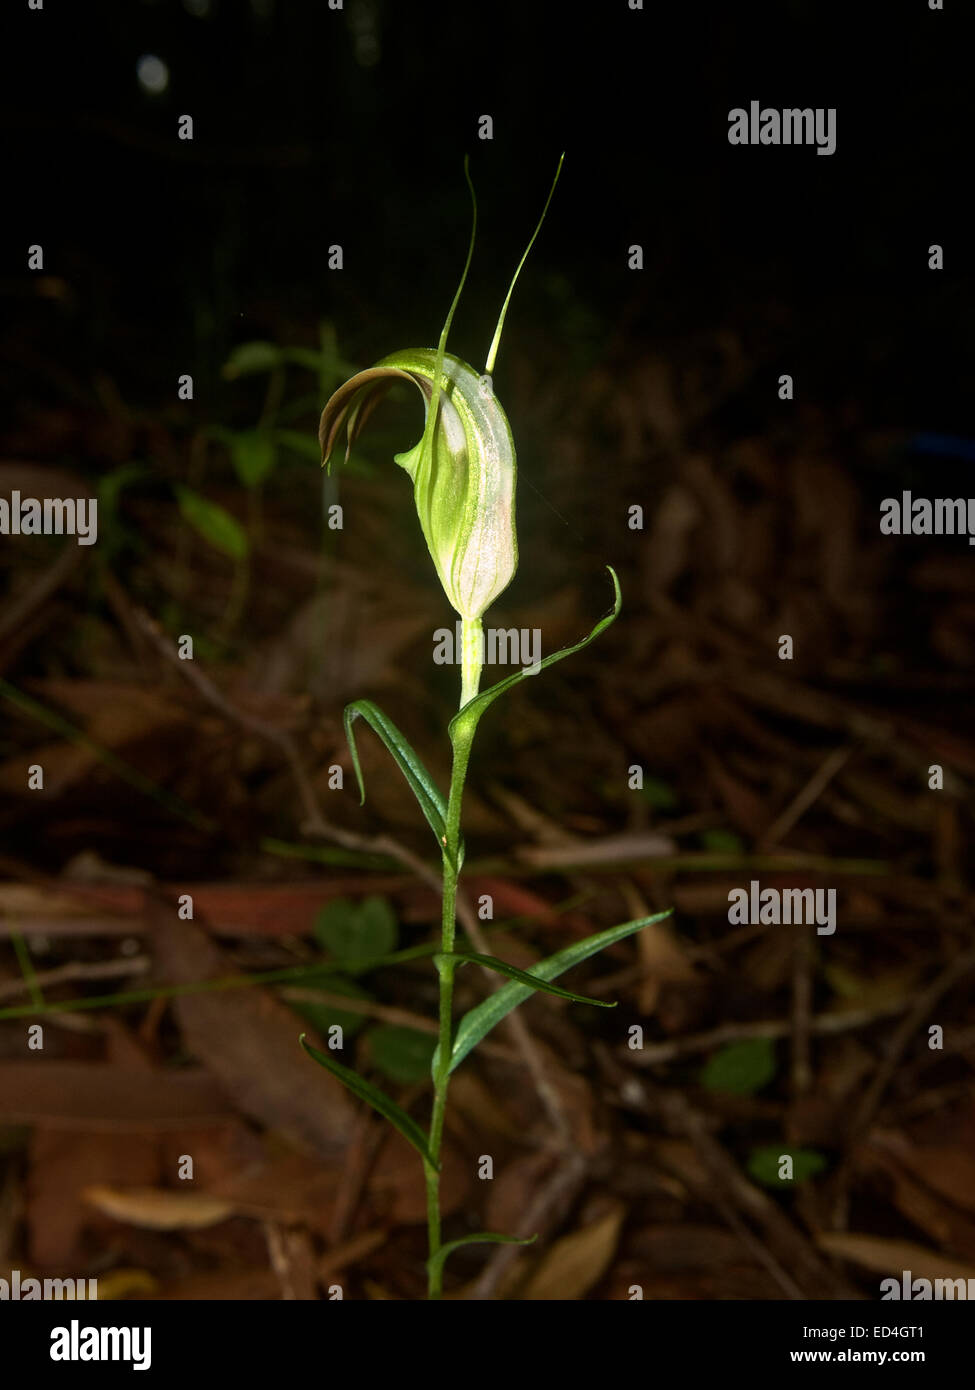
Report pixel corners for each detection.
[136,54,169,96]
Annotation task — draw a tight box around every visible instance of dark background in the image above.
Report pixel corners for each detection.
[4,0,971,431]
[1,0,974,1305]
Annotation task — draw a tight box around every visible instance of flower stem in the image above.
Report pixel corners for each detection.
[460,616,483,709]
[425,622,483,1298]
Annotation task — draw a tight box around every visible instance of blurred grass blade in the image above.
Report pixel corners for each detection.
[441,909,673,1076]
[11,933,44,1008]
[437,951,615,1008]
[449,566,621,736]
[174,485,248,560]
[300,1034,438,1169]
[273,428,323,462]
[0,678,213,832]
[229,430,276,489]
[427,1231,537,1284]
[222,341,282,378]
[343,700,448,851]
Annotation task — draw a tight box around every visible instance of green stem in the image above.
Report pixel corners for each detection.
[425,617,483,1298]
[460,617,483,709]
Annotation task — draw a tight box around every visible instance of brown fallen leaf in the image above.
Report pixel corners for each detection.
[629,1223,749,1272]
[150,1269,280,1301]
[0,877,416,940]
[146,892,354,1156]
[520,1201,625,1300]
[0,682,190,798]
[206,1152,340,1235]
[0,1062,233,1128]
[871,1128,975,1217]
[27,1129,161,1267]
[704,751,768,839]
[447,1071,525,1142]
[318,1228,387,1280]
[634,911,696,1014]
[368,1130,470,1226]
[518,833,676,870]
[858,1142,975,1262]
[816,1232,975,1284]
[485,1152,560,1237]
[82,1185,235,1231]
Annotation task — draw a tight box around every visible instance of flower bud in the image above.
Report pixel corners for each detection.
[319,347,517,622]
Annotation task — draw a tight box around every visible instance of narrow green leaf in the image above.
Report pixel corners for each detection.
[175,485,248,560]
[440,909,673,1076]
[260,836,395,870]
[222,341,282,377]
[438,951,615,1008]
[300,1034,438,1169]
[343,699,450,853]
[427,1231,537,1284]
[449,566,621,733]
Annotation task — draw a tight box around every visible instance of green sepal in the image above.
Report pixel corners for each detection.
[300,1034,439,1169]
[436,908,673,1077]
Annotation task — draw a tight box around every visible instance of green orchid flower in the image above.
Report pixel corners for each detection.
[319,155,563,705]
[319,348,516,626]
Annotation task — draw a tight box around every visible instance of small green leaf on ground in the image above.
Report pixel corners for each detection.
[313,897,398,967]
[367,1025,437,1084]
[641,777,679,810]
[700,1037,777,1095]
[746,1147,828,1187]
[698,828,746,853]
